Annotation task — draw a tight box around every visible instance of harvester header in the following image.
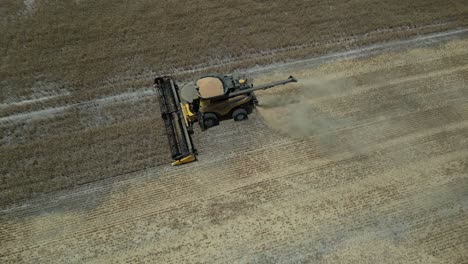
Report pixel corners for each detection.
[155,77,197,166]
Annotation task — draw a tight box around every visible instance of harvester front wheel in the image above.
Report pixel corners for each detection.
[233,108,248,121]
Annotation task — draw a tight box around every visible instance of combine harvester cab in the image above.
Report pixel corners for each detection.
[154,76,197,166]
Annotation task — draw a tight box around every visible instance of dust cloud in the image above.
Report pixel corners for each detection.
[257,77,352,136]
[256,76,363,156]
[255,39,468,157]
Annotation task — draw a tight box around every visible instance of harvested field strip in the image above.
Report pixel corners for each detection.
[1,140,466,262]
[2,119,467,257]
[219,179,467,263]
[3,134,466,262]
[258,66,468,119]
[2,115,466,222]
[316,74,468,117]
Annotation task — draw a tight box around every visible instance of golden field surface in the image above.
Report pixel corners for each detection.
[0,0,467,206]
[1,0,468,263]
[1,37,468,262]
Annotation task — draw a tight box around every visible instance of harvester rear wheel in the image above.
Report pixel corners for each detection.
[233,108,248,121]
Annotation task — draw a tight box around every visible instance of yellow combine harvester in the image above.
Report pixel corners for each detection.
[154,74,297,165]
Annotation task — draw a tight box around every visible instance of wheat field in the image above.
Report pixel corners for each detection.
[1,0,467,206]
[1,37,467,263]
[0,1,468,262]
[2,0,467,106]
